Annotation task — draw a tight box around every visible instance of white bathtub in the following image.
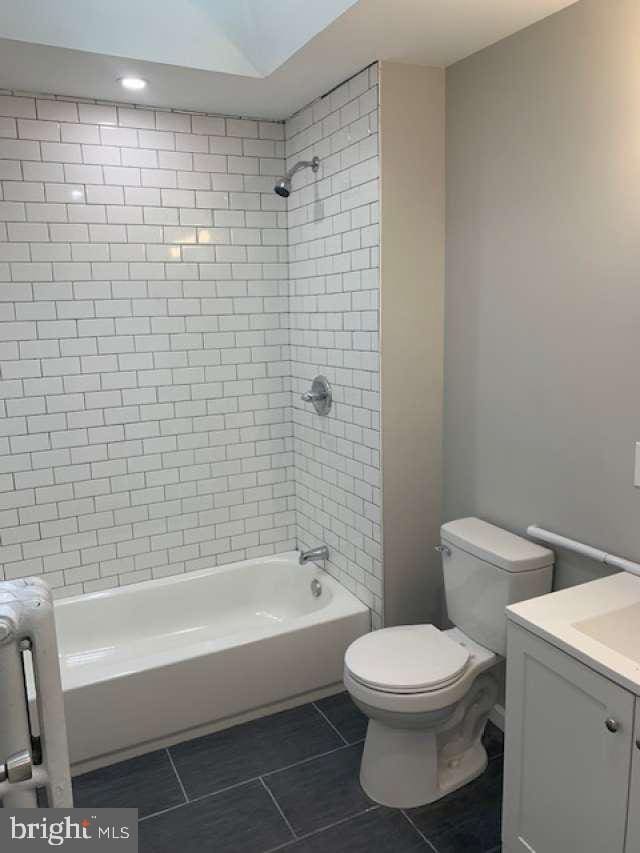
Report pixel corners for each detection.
[35,552,370,773]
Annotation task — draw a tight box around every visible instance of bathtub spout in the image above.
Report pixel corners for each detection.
[299,546,329,565]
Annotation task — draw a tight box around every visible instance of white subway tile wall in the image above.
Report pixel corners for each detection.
[285,66,381,624]
[0,92,296,597]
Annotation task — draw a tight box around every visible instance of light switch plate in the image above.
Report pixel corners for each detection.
[635,442,640,488]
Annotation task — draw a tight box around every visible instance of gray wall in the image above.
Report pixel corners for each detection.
[379,62,444,628]
[445,0,640,589]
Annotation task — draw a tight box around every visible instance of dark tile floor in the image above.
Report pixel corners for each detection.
[70,692,503,853]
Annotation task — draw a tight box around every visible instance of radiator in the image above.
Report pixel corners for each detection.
[0,578,73,808]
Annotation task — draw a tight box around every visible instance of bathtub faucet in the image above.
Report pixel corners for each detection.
[299,545,329,566]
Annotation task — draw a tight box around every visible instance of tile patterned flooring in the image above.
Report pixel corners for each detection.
[70,693,503,852]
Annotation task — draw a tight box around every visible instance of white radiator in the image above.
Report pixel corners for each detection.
[0,578,73,808]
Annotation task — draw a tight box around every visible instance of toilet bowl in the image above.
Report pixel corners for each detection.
[344,625,498,807]
[344,517,554,808]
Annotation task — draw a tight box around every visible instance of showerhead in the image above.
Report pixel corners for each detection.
[274,155,320,197]
[274,177,291,198]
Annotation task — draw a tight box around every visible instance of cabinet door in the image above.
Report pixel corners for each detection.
[502,623,634,853]
[626,698,640,852]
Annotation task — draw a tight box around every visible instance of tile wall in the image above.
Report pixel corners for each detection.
[285,66,381,624]
[0,68,381,621]
[0,92,294,595]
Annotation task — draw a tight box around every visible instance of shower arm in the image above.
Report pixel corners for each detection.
[286,156,320,181]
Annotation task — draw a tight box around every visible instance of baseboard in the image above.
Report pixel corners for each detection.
[489,703,505,732]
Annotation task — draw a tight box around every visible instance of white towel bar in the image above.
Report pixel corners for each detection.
[527,525,640,579]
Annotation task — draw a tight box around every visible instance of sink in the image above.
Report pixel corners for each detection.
[509,573,640,695]
[574,602,640,665]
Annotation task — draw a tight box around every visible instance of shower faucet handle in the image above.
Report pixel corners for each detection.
[301,390,327,402]
[300,376,332,416]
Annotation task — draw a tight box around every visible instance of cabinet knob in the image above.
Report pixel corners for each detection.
[605,718,619,733]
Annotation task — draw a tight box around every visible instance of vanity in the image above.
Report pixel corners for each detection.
[503,572,640,853]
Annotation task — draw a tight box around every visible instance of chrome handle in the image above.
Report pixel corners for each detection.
[605,718,619,733]
[435,545,451,557]
[300,376,332,416]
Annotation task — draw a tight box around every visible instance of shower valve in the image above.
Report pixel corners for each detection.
[300,376,332,416]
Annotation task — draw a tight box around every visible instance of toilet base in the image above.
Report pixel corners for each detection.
[438,740,487,799]
[359,718,489,808]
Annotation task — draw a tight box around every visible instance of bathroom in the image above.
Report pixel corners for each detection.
[0,0,639,850]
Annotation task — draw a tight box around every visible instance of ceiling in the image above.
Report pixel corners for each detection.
[0,0,359,78]
[0,0,579,120]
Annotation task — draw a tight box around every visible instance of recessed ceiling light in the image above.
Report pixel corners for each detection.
[119,77,147,91]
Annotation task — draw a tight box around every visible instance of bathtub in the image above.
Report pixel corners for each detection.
[33,552,370,773]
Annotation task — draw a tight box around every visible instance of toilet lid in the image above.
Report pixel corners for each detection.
[345,625,470,694]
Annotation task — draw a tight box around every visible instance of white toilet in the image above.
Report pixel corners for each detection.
[344,517,554,808]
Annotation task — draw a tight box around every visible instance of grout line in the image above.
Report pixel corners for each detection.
[139,777,262,823]
[401,810,440,853]
[262,804,381,853]
[139,799,192,824]
[139,740,359,824]
[311,701,349,746]
[165,747,188,804]
[261,740,358,779]
[259,777,297,840]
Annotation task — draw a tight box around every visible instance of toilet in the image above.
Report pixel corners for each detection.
[344,517,554,808]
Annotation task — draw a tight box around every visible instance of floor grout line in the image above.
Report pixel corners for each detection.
[139,799,192,824]
[165,747,189,805]
[139,775,265,823]
[261,739,360,779]
[401,810,440,853]
[139,740,361,823]
[262,804,382,853]
[259,777,298,840]
[311,701,350,746]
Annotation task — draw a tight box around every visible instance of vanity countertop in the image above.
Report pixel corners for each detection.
[507,572,640,695]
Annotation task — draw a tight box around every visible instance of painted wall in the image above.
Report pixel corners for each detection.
[0,92,294,595]
[445,0,640,588]
[379,62,445,627]
[285,67,382,625]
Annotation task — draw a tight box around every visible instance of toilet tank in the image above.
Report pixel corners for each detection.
[440,518,554,655]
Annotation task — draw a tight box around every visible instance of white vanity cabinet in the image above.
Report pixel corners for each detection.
[502,622,638,853]
[626,708,640,852]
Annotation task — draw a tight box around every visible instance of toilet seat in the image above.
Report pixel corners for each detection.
[344,624,470,695]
